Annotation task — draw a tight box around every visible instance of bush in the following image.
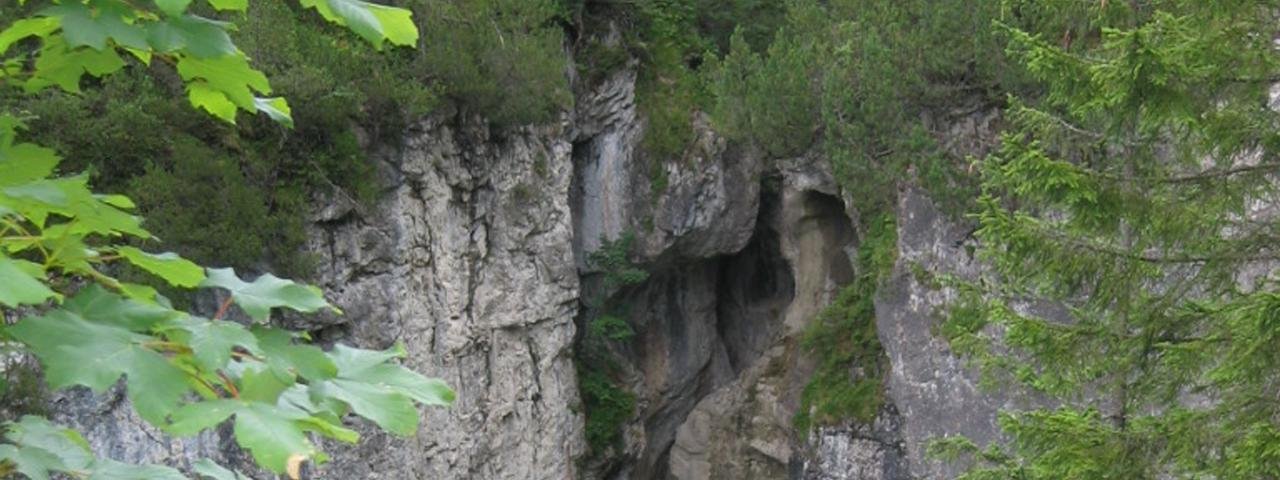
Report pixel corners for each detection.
[412,0,572,127]
[579,366,636,451]
[129,138,275,270]
[706,29,818,158]
[576,231,648,456]
[704,0,1016,210]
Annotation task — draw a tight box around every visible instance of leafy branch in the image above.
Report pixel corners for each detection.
[0,1,454,479]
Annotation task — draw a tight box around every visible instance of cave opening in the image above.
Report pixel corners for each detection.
[571,169,863,478]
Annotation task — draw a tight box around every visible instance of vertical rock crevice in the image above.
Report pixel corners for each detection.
[571,183,799,479]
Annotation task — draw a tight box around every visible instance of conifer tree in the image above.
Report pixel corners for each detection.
[936,1,1280,477]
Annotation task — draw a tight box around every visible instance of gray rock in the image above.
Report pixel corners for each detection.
[32,56,1037,480]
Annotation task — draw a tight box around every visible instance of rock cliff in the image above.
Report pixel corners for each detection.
[36,63,1025,480]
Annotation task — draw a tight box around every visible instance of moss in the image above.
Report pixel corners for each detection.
[576,37,631,85]
[511,183,538,205]
[795,213,897,432]
[0,363,48,420]
[648,158,670,195]
[533,153,550,178]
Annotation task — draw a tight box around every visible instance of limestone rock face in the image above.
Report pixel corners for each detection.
[33,60,1033,480]
[301,114,584,479]
[874,186,1001,479]
[45,112,588,479]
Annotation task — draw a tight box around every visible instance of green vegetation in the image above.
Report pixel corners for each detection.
[0,0,576,276]
[413,0,571,127]
[0,2,453,478]
[6,0,1280,476]
[795,213,896,433]
[578,365,637,453]
[930,1,1280,478]
[697,0,1015,434]
[0,0,436,275]
[0,364,47,419]
[576,233,648,455]
[705,0,1018,211]
[587,232,651,293]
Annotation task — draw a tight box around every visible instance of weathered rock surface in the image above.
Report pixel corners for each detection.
[30,58,1032,480]
[44,112,587,479]
[302,114,583,479]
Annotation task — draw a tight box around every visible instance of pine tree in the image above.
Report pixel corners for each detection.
[935,1,1280,477]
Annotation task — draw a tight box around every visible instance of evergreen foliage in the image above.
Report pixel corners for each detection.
[706,0,1017,210]
[576,233,648,456]
[796,213,895,433]
[412,0,572,127]
[936,1,1280,477]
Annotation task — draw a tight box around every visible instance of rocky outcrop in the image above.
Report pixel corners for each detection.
[28,52,1032,480]
[874,186,1000,479]
[301,114,583,479]
[42,112,587,479]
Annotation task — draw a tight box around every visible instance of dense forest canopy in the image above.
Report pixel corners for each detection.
[2,0,1280,478]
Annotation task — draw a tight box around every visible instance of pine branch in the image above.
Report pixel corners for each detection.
[1022,221,1280,264]
[1161,163,1280,183]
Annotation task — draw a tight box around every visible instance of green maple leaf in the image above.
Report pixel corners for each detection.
[165,399,239,436]
[0,18,59,54]
[166,398,334,474]
[62,285,175,331]
[9,309,188,425]
[87,459,187,480]
[233,403,318,474]
[193,458,250,480]
[43,3,108,51]
[298,0,418,49]
[0,416,91,480]
[154,0,194,17]
[3,174,148,239]
[0,256,56,307]
[188,82,238,123]
[175,54,269,110]
[201,268,336,322]
[0,416,187,480]
[0,142,60,187]
[174,316,260,372]
[309,345,454,435]
[145,13,237,58]
[26,36,125,93]
[0,444,62,480]
[253,97,293,128]
[237,363,292,404]
[117,246,205,288]
[254,327,338,381]
[315,378,419,436]
[205,0,247,11]
[330,344,455,406]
